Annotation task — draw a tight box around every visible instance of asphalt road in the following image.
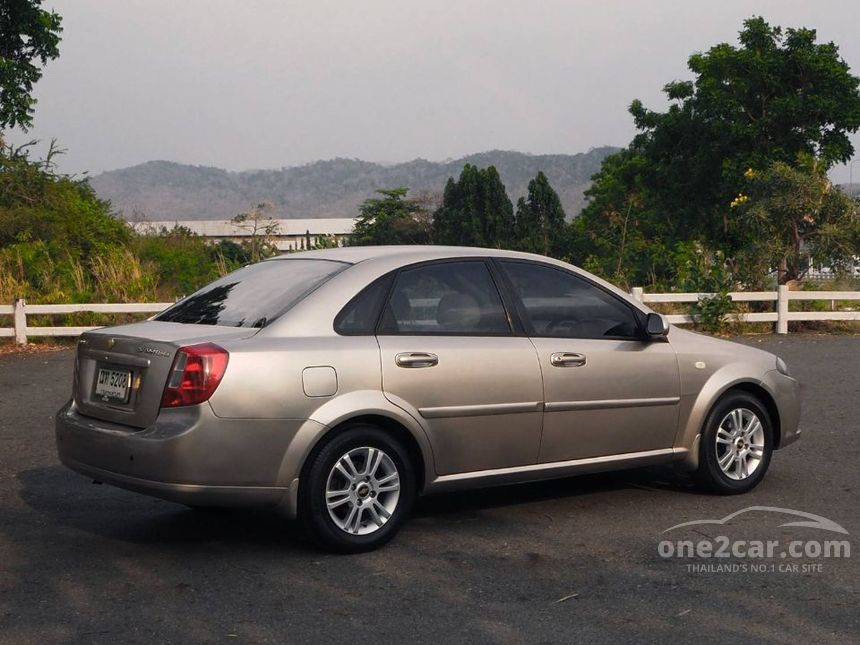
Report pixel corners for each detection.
[1,336,858,644]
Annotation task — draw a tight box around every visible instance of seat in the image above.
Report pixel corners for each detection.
[436,292,481,331]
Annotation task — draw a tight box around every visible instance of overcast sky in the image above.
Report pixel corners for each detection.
[10,0,860,182]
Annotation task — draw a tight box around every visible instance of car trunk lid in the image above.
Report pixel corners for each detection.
[74,321,257,428]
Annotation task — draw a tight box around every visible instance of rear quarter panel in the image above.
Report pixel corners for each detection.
[207,334,436,487]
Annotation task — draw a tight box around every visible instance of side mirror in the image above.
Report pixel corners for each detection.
[645,312,670,338]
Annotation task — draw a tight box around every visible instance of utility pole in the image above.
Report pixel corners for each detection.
[850,159,860,196]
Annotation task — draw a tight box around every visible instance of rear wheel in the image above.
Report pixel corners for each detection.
[300,424,416,552]
[695,392,774,494]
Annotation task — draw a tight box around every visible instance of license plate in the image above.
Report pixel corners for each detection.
[95,368,132,404]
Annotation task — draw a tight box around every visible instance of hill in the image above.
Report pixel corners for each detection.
[89,148,620,221]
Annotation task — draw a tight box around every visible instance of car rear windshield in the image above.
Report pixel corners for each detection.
[155,259,349,327]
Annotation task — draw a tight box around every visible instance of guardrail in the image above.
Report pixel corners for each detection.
[630,285,860,333]
[2,287,860,344]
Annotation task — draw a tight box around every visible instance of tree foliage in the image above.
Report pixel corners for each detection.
[351,188,431,246]
[433,164,515,248]
[230,202,280,262]
[0,0,63,130]
[0,141,128,256]
[514,171,566,256]
[577,16,860,288]
[0,142,243,304]
[738,160,859,282]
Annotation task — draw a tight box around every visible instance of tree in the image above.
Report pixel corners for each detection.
[0,140,128,255]
[514,171,566,256]
[0,139,134,302]
[737,159,859,283]
[573,150,674,288]
[0,0,63,131]
[433,164,515,248]
[577,16,860,287]
[350,188,431,246]
[230,202,280,262]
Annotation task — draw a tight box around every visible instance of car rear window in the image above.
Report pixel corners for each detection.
[155,259,349,327]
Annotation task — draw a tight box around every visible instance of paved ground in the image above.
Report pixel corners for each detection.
[0,335,858,644]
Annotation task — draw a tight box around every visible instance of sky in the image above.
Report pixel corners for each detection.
[9,0,860,183]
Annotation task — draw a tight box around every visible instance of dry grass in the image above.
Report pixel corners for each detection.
[0,338,72,355]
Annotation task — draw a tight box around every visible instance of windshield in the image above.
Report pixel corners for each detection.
[155,259,349,327]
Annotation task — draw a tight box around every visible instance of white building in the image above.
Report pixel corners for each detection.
[132,218,356,251]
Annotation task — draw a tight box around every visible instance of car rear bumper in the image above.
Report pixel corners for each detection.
[55,400,306,516]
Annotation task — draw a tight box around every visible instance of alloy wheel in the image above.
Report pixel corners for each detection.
[714,407,766,481]
[325,446,401,535]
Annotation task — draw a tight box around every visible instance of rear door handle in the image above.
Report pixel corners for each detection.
[395,352,439,368]
[550,352,586,367]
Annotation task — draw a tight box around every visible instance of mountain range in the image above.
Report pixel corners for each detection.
[89,147,620,222]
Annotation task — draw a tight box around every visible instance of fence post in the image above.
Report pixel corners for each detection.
[13,298,27,345]
[776,285,788,335]
[631,287,644,303]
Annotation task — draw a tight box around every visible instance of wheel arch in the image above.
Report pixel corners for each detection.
[723,382,782,448]
[299,414,428,493]
[275,391,436,500]
[677,366,782,470]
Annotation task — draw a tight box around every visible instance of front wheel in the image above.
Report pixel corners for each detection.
[695,392,774,494]
[300,424,416,552]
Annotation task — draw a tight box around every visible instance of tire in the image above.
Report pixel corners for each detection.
[695,391,774,494]
[299,423,416,553]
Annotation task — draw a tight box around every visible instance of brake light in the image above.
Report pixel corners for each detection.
[160,343,229,408]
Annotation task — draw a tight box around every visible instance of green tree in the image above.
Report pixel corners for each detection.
[573,151,674,288]
[737,160,859,283]
[577,16,860,287]
[0,0,63,131]
[351,188,431,246]
[0,141,129,256]
[514,171,566,256]
[433,164,515,248]
[0,140,133,302]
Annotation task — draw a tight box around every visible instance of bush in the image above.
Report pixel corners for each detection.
[675,243,735,333]
[132,225,225,296]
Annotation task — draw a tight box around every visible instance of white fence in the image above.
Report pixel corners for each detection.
[631,285,860,334]
[0,301,173,345]
[2,287,860,344]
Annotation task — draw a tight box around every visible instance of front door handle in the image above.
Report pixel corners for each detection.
[395,352,439,368]
[550,352,586,367]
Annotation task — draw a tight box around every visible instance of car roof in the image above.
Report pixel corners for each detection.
[270,245,555,265]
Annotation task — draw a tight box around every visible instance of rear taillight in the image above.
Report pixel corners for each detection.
[160,343,229,408]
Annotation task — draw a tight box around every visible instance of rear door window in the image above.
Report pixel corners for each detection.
[156,259,348,327]
[379,261,511,335]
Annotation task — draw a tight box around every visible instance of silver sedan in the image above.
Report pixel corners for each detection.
[55,246,800,551]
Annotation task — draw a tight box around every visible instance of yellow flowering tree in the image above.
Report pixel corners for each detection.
[737,159,859,283]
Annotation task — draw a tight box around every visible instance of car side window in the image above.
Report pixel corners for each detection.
[334,273,394,335]
[379,261,511,335]
[500,261,641,339]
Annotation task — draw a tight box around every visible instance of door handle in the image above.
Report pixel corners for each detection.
[550,352,586,367]
[395,352,439,368]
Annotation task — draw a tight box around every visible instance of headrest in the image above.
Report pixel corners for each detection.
[436,292,481,329]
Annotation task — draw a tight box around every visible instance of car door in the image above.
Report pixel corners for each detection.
[497,260,680,463]
[377,259,544,475]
